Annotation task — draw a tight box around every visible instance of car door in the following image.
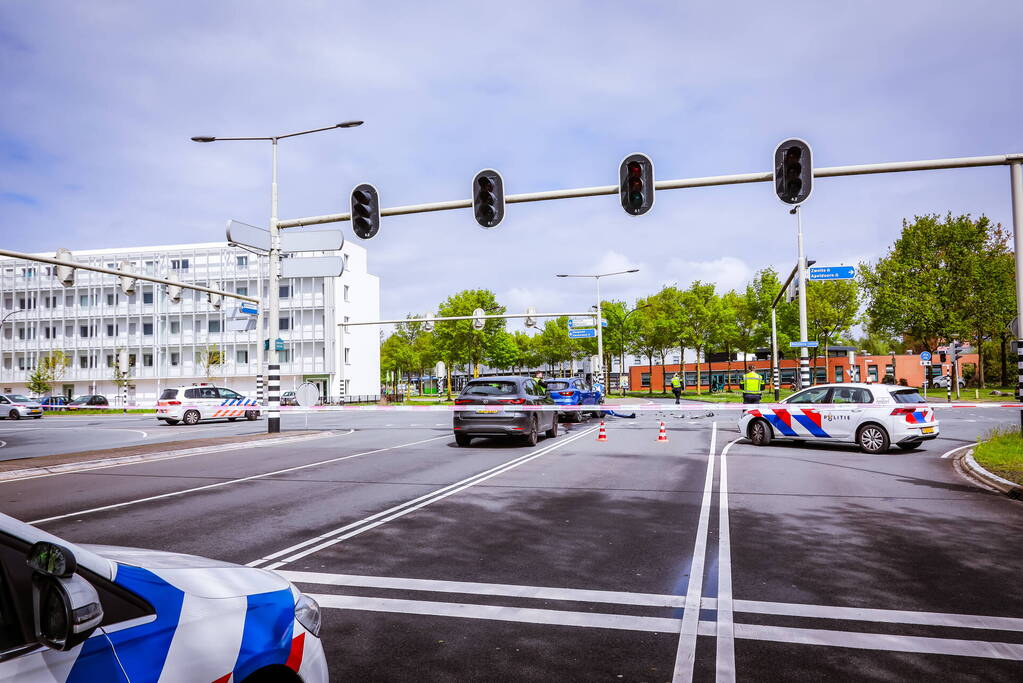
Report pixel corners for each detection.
[823,387,866,440]
[217,388,245,417]
[525,380,554,430]
[780,386,834,439]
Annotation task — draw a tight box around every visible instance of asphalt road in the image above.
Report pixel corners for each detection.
[1,405,1020,681]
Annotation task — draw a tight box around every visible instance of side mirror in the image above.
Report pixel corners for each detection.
[26,543,103,651]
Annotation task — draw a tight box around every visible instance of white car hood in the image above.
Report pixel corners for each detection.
[81,544,291,599]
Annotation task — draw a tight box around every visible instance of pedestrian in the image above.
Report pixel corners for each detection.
[742,369,764,405]
[670,373,683,404]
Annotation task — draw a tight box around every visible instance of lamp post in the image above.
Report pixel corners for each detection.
[555,269,639,388]
[191,121,363,433]
[0,309,24,389]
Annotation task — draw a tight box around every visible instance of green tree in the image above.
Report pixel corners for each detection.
[678,281,723,395]
[535,317,573,374]
[26,350,70,396]
[631,296,674,395]
[512,331,541,373]
[486,331,521,371]
[434,289,506,384]
[198,344,224,381]
[959,226,1016,387]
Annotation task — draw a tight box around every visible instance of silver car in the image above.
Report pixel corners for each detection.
[0,394,44,419]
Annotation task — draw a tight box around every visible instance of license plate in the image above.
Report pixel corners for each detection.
[476,409,499,414]
[922,427,935,434]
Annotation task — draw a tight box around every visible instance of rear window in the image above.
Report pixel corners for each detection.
[545,381,570,390]
[184,388,200,399]
[462,381,519,396]
[159,389,178,400]
[891,390,926,404]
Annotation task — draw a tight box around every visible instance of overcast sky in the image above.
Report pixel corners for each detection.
[2,1,1021,329]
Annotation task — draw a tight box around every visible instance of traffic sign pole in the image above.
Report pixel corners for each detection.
[795,206,810,389]
[1010,162,1023,428]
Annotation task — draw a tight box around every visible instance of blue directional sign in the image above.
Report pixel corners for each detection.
[568,328,596,339]
[919,351,932,362]
[240,304,259,315]
[789,340,819,348]
[807,266,855,281]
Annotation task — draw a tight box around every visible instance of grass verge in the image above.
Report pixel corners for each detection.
[973,427,1023,485]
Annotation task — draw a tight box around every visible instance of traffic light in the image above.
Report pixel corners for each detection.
[773,138,813,205]
[350,183,380,239]
[472,169,505,228]
[786,276,799,303]
[423,314,435,333]
[117,260,137,296]
[472,307,486,330]
[619,153,654,216]
[525,306,537,328]
[54,248,75,287]
[939,351,947,363]
[165,275,182,304]
[951,341,965,363]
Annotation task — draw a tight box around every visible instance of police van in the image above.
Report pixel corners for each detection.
[156,384,262,425]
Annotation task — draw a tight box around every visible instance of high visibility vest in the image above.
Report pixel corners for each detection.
[743,371,763,393]
[671,377,682,389]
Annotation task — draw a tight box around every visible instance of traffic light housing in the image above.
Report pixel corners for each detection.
[619,153,654,216]
[472,169,505,228]
[54,248,75,287]
[207,282,222,310]
[423,314,435,333]
[525,306,537,328]
[117,260,137,296]
[351,183,380,239]
[939,351,947,363]
[165,274,182,304]
[773,138,813,205]
[472,307,486,330]
[951,341,964,363]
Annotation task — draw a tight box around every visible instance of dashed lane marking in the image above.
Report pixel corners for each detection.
[717,436,743,683]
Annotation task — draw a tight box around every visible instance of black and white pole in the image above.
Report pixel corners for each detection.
[770,307,780,401]
[267,363,280,433]
[1009,161,1023,430]
[267,137,282,434]
[795,206,811,390]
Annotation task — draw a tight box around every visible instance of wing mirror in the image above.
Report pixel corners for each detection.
[26,542,104,651]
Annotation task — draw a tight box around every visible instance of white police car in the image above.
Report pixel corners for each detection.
[0,512,327,682]
[157,384,262,426]
[738,383,939,454]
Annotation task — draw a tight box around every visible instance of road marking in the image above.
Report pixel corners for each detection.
[29,433,446,525]
[940,443,975,459]
[306,592,1023,660]
[672,421,717,683]
[0,440,5,449]
[250,426,598,569]
[0,427,149,438]
[717,437,743,683]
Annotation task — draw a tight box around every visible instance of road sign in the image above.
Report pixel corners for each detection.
[239,304,258,315]
[227,219,270,251]
[807,266,855,281]
[789,340,819,348]
[296,382,319,407]
[919,351,932,362]
[568,328,596,339]
[281,229,344,252]
[264,338,285,351]
[920,359,932,366]
[226,318,256,332]
[281,256,344,278]
[568,317,594,328]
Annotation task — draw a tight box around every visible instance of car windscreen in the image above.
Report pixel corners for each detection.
[891,390,926,404]
[462,381,519,396]
[69,396,91,404]
[5,395,31,403]
[544,381,570,390]
[159,389,178,400]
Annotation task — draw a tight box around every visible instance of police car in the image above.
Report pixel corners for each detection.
[738,383,939,454]
[0,511,328,682]
[157,384,262,425]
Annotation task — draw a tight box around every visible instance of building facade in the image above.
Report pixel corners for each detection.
[0,241,379,402]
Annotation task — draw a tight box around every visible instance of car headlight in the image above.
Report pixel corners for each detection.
[294,593,321,637]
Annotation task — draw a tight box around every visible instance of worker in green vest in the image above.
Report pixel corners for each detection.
[670,373,683,404]
[742,369,764,405]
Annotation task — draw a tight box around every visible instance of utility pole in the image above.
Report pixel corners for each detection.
[770,307,779,401]
[794,206,810,390]
[1010,161,1023,431]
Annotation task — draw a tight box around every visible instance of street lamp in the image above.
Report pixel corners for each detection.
[191,120,363,433]
[0,309,24,389]
[555,269,639,388]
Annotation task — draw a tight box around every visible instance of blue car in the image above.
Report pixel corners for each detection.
[542,377,604,422]
[38,396,69,411]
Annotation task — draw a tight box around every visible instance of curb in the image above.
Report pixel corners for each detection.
[956,448,1023,500]
[0,430,341,482]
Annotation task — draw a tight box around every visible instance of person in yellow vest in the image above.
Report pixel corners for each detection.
[670,373,683,404]
[742,369,764,404]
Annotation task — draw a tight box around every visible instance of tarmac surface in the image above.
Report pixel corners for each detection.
[1,402,1020,681]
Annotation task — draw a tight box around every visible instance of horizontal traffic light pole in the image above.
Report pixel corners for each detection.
[341,312,597,327]
[0,247,258,303]
[277,152,1023,229]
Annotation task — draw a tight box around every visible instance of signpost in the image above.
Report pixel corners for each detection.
[807,265,855,281]
[789,340,819,348]
[919,351,932,362]
[568,328,597,339]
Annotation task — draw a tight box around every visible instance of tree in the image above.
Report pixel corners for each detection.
[631,297,673,395]
[678,281,723,395]
[197,344,224,381]
[486,331,521,371]
[959,227,1015,387]
[26,350,70,397]
[433,290,506,384]
[512,331,540,374]
[535,317,573,374]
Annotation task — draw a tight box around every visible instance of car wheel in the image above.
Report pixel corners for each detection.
[245,410,258,421]
[523,416,539,446]
[857,424,890,454]
[571,411,583,422]
[545,416,558,439]
[8,410,19,421]
[749,419,772,446]
[183,410,201,426]
[455,433,472,447]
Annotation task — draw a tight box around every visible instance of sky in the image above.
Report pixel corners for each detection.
[2,1,1021,330]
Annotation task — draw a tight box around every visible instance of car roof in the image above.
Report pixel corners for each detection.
[795,383,914,392]
[466,376,526,383]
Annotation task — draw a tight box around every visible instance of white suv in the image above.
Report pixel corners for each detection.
[157,384,262,425]
[738,383,939,454]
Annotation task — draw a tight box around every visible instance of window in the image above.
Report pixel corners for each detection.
[65,295,74,307]
[64,325,73,337]
[279,285,290,299]
[44,296,56,308]
[129,322,137,335]
[143,323,154,336]
[277,349,291,363]
[867,365,879,383]
[835,365,844,382]
[170,352,180,367]
[80,325,91,338]
[279,317,290,331]
[18,297,36,309]
[343,285,350,302]
[79,294,89,307]
[143,354,153,367]
[79,355,89,369]
[106,293,115,306]
[236,350,248,364]
[171,258,189,271]
[218,388,242,400]
[236,286,248,296]
[208,320,221,333]
[640,372,650,387]
[106,354,114,368]
[787,387,831,404]
[142,290,153,304]
[44,326,55,339]
[22,267,35,277]
[832,387,873,404]
[170,321,180,334]
[236,255,248,267]
[144,260,156,274]
[892,389,925,403]
[106,324,116,337]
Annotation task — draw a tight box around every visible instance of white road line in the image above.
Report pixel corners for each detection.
[29,433,448,525]
[940,443,975,459]
[252,427,599,570]
[0,427,149,438]
[308,594,1023,660]
[672,421,717,683]
[0,441,5,449]
[279,570,687,608]
[716,437,743,683]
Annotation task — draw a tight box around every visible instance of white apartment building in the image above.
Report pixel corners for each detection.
[0,241,380,403]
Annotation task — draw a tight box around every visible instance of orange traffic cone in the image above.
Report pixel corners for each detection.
[597,420,607,441]
[656,420,668,442]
